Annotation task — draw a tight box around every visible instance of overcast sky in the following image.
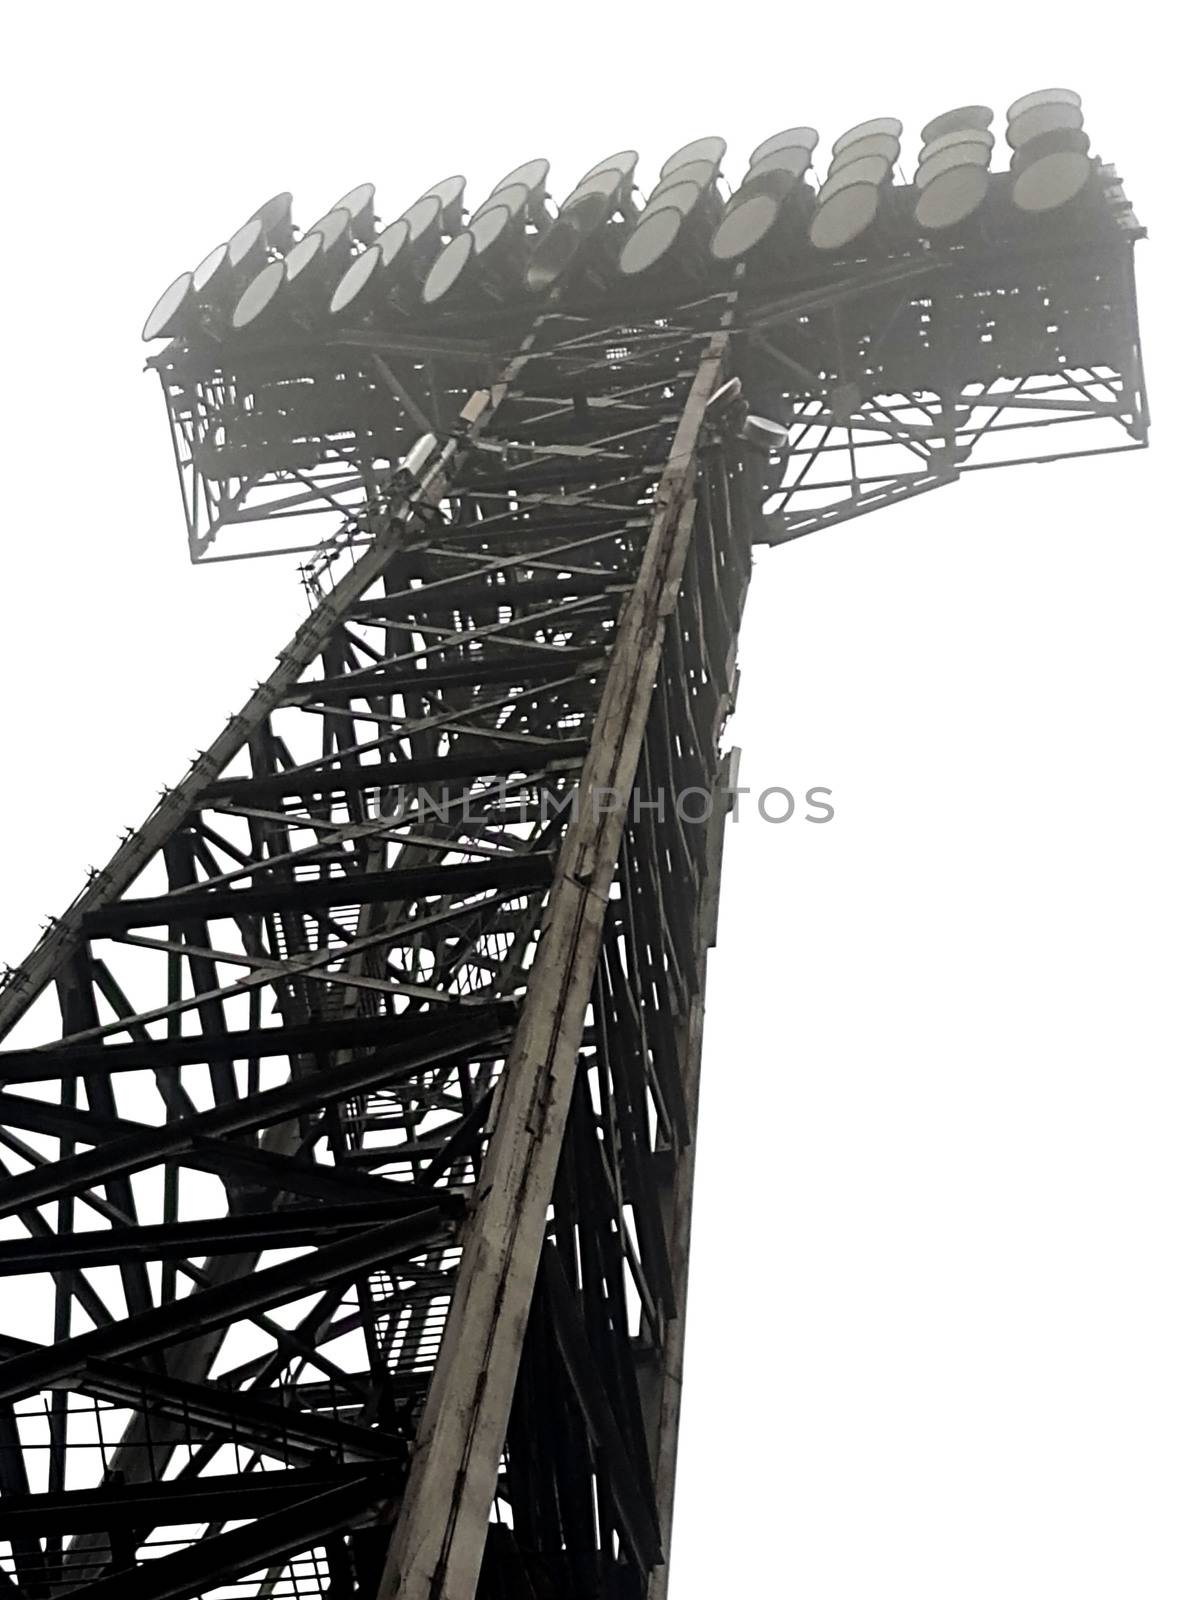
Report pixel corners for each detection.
[0,4,1195,1596]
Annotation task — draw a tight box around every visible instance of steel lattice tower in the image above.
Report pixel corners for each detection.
[0,100,1145,1600]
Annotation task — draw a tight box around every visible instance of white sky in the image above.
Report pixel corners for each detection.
[0,3,1196,1596]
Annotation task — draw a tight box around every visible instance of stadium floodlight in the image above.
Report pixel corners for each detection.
[244,190,294,251]
[744,145,813,188]
[471,182,535,224]
[140,88,1125,332]
[710,191,784,263]
[490,156,550,194]
[414,173,467,233]
[329,242,388,321]
[1012,129,1094,212]
[1008,99,1085,148]
[307,207,356,267]
[329,181,376,242]
[576,148,638,184]
[809,137,899,251]
[645,158,719,198]
[920,104,993,143]
[398,192,453,271]
[232,207,354,332]
[910,106,996,232]
[526,159,637,293]
[420,228,480,306]
[915,156,992,231]
[1007,86,1082,120]
[192,243,230,297]
[328,217,414,321]
[230,259,286,331]
[659,134,726,179]
[709,143,816,264]
[618,156,727,278]
[525,196,614,291]
[829,132,901,174]
[142,221,271,342]
[618,201,704,279]
[227,217,268,276]
[749,125,820,165]
[376,216,413,265]
[138,86,1145,564]
[141,271,196,341]
[328,171,496,322]
[830,115,902,155]
[919,125,996,163]
[141,191,300,347]
[915,142,991,189]
[422,199,529,306]
[1007,88,1094,213]
[559,160,638,218]
[486,157,552,225]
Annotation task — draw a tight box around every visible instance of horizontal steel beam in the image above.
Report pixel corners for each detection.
[0,1210,448,1403]
[68,1354,401,1465]
[0,1197,463,1273]
[196,739,590,805]
[0,1096,420,1209]
[349,572,627,619]
[281,649,606,705]
[82,855,554,934]
[52,1472,393,1600]
[0,1011,512,1218]
[0,1003,506,1082]
[0,1466,376,1538]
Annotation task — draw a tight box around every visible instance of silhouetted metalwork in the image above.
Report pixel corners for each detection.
[0,93,1144,1599]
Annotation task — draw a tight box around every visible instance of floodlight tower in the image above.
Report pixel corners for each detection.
[0,94,1145,1600]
